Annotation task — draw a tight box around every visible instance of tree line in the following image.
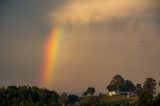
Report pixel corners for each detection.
[0,75,160,106]
[107,75,157,96]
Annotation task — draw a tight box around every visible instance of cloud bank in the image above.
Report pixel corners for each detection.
[50,0,159,26]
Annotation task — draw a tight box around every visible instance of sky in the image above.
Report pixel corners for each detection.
[0,0,160,94]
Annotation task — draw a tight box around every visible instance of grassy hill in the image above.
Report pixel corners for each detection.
[80,95,138,106]
[100,95,138,105]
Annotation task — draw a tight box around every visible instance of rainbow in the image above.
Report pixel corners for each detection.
[41,27,63,87]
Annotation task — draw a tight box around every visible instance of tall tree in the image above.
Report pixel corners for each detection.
[143,78,157,95]
[107,75,125,91]
[60,92,68,106]
[119,80,136,92]
[110,75,125,87]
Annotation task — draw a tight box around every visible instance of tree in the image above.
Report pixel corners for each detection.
[98,92,105,97]
[98,92,105,99]
[107,85,117,91]
[136,84,142,89]
[125,80,136,91]
[82,91,88,96]
[60,92,68,106]
[143,78,157,95]
[137,91,153,106]
[152,94,160,106]
[68,95,79,103]
[0,85,60,106]
[80,96,99,106]
[136,84,143,95]
[110,75,125,87]
[119,80,136,92]
[86,87,95,96]
[107,75,125,91]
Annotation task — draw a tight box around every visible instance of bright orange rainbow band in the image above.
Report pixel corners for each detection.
[41,27,63,87]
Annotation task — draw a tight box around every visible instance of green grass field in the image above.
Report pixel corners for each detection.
[80,95,138,106]
[99,95,138,105]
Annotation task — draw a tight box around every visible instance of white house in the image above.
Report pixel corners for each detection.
[107,91,135,97]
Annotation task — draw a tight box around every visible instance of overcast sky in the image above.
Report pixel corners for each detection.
[0,0,160,94]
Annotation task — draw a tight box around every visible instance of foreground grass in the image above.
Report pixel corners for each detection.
[99,95,138,105]
[80,95,138,106]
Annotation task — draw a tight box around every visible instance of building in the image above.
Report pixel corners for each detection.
[107,90,135,97]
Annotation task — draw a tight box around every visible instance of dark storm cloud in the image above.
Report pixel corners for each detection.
[0,0,68,86]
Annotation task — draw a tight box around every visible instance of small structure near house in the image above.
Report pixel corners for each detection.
[107,90,136,97]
